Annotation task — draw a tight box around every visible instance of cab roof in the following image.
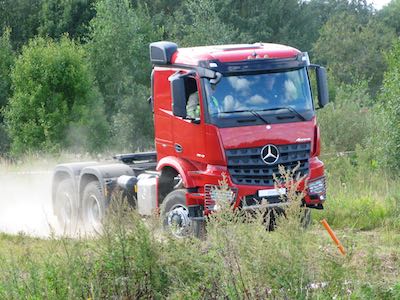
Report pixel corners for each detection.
[171,43,301,66]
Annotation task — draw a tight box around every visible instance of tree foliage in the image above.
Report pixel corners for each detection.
[313,11,395,94]
[0,0,398,156]
[87,0,162,118]
[0,28,14,120]
[4,36,108,154]
[0,0,41,49]
[378,0,400,36]
[0,28,15,154]
[215,0,305,46]
[86,0,163,148]
[379,41,400,168]
[112,83,154,150]
[168,0,237,46]
[302,0,373,52]
[38,0,97,41]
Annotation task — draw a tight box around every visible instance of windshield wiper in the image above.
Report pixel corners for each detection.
[249,110,269,124]
[259,106,306,121]
[218,109,269,124]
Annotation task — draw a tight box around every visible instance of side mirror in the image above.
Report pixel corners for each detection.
[170,75,187,118]
[316,67,329,108]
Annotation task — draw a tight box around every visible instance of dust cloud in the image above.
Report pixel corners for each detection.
[0,170,58,237]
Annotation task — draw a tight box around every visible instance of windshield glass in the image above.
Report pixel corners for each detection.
[204,68,314,126]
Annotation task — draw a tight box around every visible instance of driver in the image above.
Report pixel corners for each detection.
[186,91,200,119]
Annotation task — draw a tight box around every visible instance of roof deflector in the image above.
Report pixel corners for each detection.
[149,41,178,65]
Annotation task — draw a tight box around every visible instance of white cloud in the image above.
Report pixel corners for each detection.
[227,76,251,92]
[248,94,268,105]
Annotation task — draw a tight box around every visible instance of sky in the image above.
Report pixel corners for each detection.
[369,0,392,9]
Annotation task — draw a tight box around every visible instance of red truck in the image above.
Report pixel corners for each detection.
[52,41,329,237]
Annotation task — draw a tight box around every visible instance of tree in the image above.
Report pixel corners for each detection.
[112,83,154,150]
[4,36,108,155]
[87,0,163,148]
[0,28,14,121]
[0,0,42,49]
[214,0,304,46]
[378,0,400,36]
[0,28,15,154]
[38,0,98,41]
[312,12,395,95]
[301,0,373,51]
[168,0,237,46]
[87,0,162,117]
[379,40,400,169]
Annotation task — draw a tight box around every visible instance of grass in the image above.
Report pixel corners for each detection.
[0,151,399,299]
[0,205,399,299]
[313,153,400,230]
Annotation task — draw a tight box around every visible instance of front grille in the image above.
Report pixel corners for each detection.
[226,143,311,186]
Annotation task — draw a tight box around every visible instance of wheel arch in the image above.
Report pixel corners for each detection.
[52,162,98,208]
[79,163,135,202]
[157,157,198,205]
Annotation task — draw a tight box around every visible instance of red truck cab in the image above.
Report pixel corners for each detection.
[151,41,328,223]
[52,41,328,237]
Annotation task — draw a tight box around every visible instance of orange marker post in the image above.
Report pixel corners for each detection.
[320,219,346,256]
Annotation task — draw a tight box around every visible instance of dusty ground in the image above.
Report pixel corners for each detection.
[0,170,57,237]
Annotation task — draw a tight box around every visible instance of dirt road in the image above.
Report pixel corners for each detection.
[0,171,57,237]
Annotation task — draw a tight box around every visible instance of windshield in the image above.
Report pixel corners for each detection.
[204,68,314,126]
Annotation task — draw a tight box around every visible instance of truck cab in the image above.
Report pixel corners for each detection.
[152,42,328,220]
[52,41,328,237]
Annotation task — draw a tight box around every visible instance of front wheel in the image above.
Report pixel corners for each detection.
[82,181,106,233]
[161,189,205,238]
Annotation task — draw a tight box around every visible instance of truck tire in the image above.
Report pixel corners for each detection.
[161,189,205,239]
[54,178,78,235]
[82,181,105,233]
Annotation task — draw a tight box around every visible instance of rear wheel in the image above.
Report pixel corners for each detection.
[161,189,205,238]
[54,179,78,234]
[82,181,106,233]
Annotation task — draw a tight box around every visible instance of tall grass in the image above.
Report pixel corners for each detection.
[314,148,400,230]
[0,166,399,299]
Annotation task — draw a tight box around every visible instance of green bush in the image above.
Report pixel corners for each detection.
[3,36,109,155]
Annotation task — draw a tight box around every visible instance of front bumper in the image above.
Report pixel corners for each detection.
[186,157,326,215]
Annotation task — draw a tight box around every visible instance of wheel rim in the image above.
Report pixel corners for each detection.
[86,194,102,231]
[59,192,73,227]
[167,204,191,238]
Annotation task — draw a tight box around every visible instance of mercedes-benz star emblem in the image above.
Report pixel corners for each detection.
[261,144,279,165]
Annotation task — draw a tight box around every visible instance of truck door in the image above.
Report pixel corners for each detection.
[171,74,206,165]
